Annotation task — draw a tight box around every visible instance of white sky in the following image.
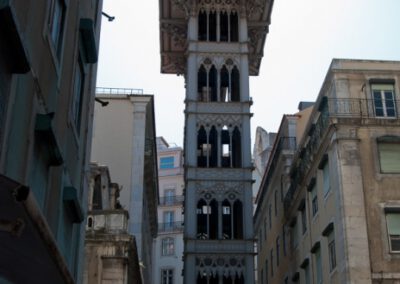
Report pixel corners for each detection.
[97,0,400,147]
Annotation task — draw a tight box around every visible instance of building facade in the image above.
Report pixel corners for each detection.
[0,1,102,283]
[90,88,159,283]
[159,0,274,282]
[153,137,185,284]
[255,59,400,284]
[84,163,142,284]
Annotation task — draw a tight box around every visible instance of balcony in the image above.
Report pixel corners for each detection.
[159,195,184,206]
[284,97,400,214]
[327,98,400,119]
[158,221,184,233]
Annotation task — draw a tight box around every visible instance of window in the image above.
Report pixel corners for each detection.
[198,10,238,42]
[162,238,174,256]
[276,236,280,266]
[161,269,173,284]
[163,211,174,230]
[164,188,175,205]
[265,259,269,284]
[264,218,267,240]
[319,155,330,196]
[328,232,336,271]
[270,249,274,277]
[160,156,174,169]
[310,183,318,217]
[274,190,278,216]
[378,138,400,173]
[268,204,272,229]
[304,262,311,284]
[372,84,396,118]
[282,225,287,256]
[49,0,66,57]
[72,56,85,133]
[290,218,298,249]
[385,211,400,253]
[300,203,307,234]
[314,247,322,284]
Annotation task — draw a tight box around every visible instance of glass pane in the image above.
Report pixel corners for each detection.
[379,143,400,173]
[387,213,400,235]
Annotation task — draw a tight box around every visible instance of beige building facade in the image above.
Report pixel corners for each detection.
[84,163,142,284]
[255,59,400,284]
[0,1,103,283]
[90,88,159,283]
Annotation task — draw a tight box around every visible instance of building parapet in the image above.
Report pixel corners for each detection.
[96,87,144,96]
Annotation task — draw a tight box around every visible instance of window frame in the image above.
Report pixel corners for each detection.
[377,137,400,174]
[385,209,400,253]
[160,156,175,169]
[161,268,174,284]
[371,83,397,118]
[47,0,67,60]
[161,237,175,256]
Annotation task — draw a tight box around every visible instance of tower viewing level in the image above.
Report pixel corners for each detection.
[159,0,274,282]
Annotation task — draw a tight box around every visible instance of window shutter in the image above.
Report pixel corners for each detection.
[378,143,400,173]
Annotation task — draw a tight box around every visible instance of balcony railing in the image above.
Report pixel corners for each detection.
[159,195,184,206]
[158,221,184,233]
[96,87,144,95]
[327,98,400,119]
[283,97,400,214]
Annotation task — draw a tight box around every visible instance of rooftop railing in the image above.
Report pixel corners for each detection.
[96,87,144,95]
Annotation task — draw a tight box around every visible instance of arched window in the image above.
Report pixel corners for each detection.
[208,11,217,41]
[209,65,218,102]
[221,125,230,168]
[230,12,239,42]
[233,200,243,239]
[220,11,229,42]
[209,199,218,239]
[209,126,218,167]
[198,10,239,42]
[198,11,207,41]
[232,127,241,168]
[197,126,207,167]
[220,66,229,102]
[198,65,207,101]
[222,199,232,239]
[231,66,240,102]
[197,199,208,239]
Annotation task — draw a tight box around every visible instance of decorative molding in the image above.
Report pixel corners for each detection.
[197,113,242,128]
[196,255,246,278]
[196,181,244,201]
[248,25,269,52]
[246,0,265,18]
[197,0,240,13]
[160,22,187,47]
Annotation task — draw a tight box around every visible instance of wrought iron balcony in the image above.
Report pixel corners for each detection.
[158,221,184,233]
[159,195,184,206]
[326,98,400,119]
[284,97,400,213]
